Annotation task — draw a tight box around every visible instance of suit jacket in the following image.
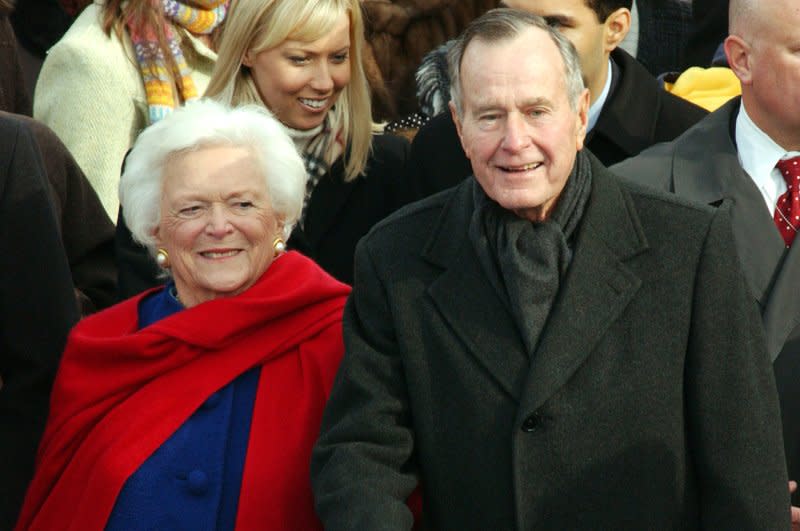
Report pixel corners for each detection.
[116,133,410,296]
[404,48,708,201]
[312,153,789,530]
[0,115,79,530]
[612,96,800,504]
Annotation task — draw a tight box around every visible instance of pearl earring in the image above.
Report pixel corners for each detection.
[272,237,286,254]
[156,248,170,268]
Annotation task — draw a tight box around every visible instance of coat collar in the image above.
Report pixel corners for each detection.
[671,97,743,204]
[299,156,354,249]
[591,48,665,158]
[423,181,530,400]
[423,154,647,405]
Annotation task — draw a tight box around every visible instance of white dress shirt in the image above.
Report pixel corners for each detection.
[587,60,613,133]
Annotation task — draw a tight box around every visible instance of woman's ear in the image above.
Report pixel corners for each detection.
[151,225,163,248]
[242,50,254,68]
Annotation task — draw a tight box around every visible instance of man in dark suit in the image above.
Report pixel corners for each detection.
[0,114,78,529]
[311,9,789,530]
[404,0,708,201]
[612,0,800,514]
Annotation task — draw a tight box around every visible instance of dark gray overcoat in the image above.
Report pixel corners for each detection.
[613,96,800,506]
[312,153,790,530]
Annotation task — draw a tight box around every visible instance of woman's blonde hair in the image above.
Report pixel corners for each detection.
[205,0,372,182]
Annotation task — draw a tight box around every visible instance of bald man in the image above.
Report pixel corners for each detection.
[613,0,800,514]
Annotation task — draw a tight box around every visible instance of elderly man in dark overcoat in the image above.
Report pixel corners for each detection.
[311,8,790,530]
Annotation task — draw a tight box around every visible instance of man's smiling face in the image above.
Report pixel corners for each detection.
[451,28,588,222]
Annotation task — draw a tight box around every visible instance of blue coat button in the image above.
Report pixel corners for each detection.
[187,469,209,496]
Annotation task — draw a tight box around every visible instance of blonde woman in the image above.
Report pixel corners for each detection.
[115,0,411,295]
[204,0,410,284]
[33,0,227,218]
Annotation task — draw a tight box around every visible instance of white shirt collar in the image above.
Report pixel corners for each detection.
[587,60,612,133]
[736,102,800,213]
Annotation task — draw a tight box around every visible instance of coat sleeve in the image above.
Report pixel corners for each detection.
[0,120,79,530]
[311,239,418,531]
[25,116,118,313]
[685,204,789,529]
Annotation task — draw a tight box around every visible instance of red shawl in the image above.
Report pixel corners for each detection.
[15,252,350,531]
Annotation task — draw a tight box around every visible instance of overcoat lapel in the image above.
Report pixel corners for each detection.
[424,181,530,401]
[591,49,662,158]
[761,241,800,359]
[518,162,647,415]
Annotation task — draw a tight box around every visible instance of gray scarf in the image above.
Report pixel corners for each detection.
[468,149,593,356]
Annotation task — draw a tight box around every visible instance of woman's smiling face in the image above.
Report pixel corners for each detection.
[245,12,351,131]
[154,145,280,308]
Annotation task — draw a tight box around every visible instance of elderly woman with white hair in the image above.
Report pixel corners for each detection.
[15,99,350,531]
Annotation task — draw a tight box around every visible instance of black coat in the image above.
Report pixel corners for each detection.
[404,48,708,200]
[683,0,728,68]
[612,97,800,504]
[2,111,117,314]
[116,133,410,297]
[0,116,79,529]
[0,15,31,116]
[312,153,789,530]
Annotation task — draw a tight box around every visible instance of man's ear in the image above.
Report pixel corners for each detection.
[449,101,470,160]
[603,7,631,53]
[724,35,752,85]
[575,88,590,151]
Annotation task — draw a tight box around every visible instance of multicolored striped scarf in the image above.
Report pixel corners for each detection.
[127,0,228,124]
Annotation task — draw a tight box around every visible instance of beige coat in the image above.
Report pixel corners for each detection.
[34,2,216,219]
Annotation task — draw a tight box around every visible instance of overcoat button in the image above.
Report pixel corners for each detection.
[187,469,209,495]
[521,413,541,433]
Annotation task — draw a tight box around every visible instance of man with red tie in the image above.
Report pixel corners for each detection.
[612,0,800,519]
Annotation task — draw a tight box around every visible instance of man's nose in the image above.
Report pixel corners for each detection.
[501,113,531,152]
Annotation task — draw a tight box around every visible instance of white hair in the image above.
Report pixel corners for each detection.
[120,99,306,257]
[448,8,585,118]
